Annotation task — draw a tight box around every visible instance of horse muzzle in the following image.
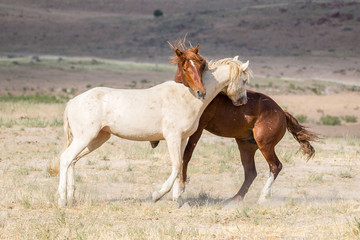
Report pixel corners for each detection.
[232,97,248,106]
[196,90,206,100]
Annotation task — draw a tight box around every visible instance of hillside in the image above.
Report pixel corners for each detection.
[0,0,359,61]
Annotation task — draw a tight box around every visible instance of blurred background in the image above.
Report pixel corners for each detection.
[0,0,358,60]
[1,0,360,134]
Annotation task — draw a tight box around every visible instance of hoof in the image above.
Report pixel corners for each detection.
[58,198,67,207]
[152,191,161,202]
[172,187,185,201]
[223,197,242,209]
[176,196,185,208]
[150,141,160,148]
[180,201,191,210]
[145,193,153,202]
[66,198,77,207]
[257,197,270,204]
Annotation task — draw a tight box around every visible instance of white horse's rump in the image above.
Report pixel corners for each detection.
[50,57,250,206]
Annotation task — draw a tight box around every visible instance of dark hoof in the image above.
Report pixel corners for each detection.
[223,197,242,208]
[150,141,160,148]
[177,197,185,208]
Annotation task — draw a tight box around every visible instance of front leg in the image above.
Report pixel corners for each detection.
[172,127,204,200]
[152,136,186,202]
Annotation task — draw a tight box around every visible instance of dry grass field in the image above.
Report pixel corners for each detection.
[1,1,360,238]
[0,56,360,239]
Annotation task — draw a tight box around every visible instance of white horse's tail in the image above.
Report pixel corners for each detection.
[47,103,73,176]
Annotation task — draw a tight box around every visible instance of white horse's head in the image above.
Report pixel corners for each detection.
[222,57,251,106]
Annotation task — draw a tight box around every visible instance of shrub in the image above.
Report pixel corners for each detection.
[153,9,163,18]
[295,114,308,123]
[344,115,357,123]
[320,115,341,126]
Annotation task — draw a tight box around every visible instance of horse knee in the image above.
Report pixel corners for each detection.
[272,162,282,179]
[247,169,257,181]
[244,165,257,181]
[278,161,282,172]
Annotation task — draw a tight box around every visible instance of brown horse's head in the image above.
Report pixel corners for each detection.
[169,41,207,99]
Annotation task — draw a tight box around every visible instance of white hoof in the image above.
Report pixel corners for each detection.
[172,187,185,201]
[176,196,185,207]
[257,194,271,204]
[58,198,67,207]
[152,191,161,202]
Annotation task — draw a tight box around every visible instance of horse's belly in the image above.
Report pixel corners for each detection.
[103,123,164,141]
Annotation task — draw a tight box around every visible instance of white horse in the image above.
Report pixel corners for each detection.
[49,57,250,206]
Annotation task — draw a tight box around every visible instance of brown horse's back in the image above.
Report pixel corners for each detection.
[204,90,287,146]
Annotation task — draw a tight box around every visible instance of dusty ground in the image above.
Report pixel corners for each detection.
[0,57,359,239]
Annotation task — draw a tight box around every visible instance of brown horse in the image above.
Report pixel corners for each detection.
[189,91,318,204]
[151,46,318,203]
[153,91,318,204]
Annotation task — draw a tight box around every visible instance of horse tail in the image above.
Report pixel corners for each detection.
[47,103,73,176]
[63,103,73,149]
[284,110,319,160]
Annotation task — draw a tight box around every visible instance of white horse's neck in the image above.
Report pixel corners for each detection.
[189,64,230,113]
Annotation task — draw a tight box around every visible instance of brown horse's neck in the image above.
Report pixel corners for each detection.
[174,67,188,86]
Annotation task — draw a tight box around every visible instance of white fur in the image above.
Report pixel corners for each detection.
[241,60,249,71]
[258,172,275,204]
[190,59,195,67]
[56,57,250,206]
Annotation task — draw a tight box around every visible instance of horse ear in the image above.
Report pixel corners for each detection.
[193,44,199,54]
[233,56,239,61]
[241,60,249,71]
[175,48,183,57]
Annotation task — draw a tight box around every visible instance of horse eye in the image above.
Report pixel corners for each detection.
[183,69,187,72]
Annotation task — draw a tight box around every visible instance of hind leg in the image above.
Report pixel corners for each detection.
[58,138,89,207]
[74,130,111,162]
[257,144,282,204]
[66,130,111,205]
[225,139,258,204]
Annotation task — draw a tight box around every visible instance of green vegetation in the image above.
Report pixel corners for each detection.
[344,115,357,123]
[153,9,163,18]
[339,171,353,179]
[0,56,175,73]
[0,93,63,104]
[0,117,63,128]
[295,114,308,123]
[320,115,341,126]
[308,173,324,183]
[317,109,324,114]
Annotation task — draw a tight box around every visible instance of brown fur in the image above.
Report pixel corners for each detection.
[284,110,319,160]
[168,39,206,96]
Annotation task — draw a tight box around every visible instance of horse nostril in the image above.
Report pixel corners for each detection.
[196,91,206,99]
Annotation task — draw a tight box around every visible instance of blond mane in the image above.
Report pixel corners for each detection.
[208,57,252,83]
